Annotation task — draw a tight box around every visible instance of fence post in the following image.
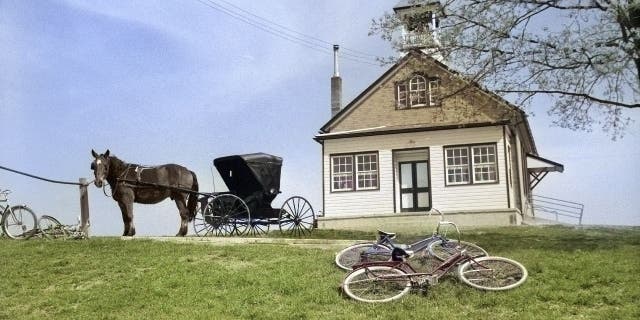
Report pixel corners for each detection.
[79,178,90,238]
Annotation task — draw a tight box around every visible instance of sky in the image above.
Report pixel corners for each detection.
[1,0,638,236]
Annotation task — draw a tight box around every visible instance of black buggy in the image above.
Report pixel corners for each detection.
[193,153,315,237]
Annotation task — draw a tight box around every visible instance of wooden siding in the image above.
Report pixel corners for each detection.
[323,126,508,216]
[327,55,521,133]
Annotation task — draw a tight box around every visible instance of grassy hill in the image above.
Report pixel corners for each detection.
[1,226,638,319]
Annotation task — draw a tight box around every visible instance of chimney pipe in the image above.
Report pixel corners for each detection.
[331,45,342,117]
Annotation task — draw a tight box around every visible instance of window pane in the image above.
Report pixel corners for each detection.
[401,194,413,209]
[400,163,412,189]
[416,162,428,188]
[417,192,430,208]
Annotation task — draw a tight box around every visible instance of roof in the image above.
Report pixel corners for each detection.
[213,153,282,201]
[526,154,564,173]
[316,49,538,154]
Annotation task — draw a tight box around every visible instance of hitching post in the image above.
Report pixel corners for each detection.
[79,178,90,238]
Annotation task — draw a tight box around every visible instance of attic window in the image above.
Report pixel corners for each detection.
[397,75,440,109]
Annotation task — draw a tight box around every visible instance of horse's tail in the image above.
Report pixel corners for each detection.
[187,171,199,221]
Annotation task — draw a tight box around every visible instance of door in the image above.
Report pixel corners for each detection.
[399,161,431,212]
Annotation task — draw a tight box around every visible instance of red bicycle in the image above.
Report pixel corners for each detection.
[341,247,528,303]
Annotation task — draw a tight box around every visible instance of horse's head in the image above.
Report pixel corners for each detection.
[91,149,111,188]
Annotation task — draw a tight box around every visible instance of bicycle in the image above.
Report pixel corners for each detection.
[0,189,38,239]
[34,215,88,240]
[341,247,528,303]
[334,209,487,270]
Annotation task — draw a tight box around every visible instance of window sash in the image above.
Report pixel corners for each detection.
[445,145,497,185]
[471,146,497,183]
[331,153,378,191]
[397,76,440,108]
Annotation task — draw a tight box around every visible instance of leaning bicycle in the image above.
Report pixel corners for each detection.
[0,189,37,239]
[335,209,487,270]
[341,247,528,303]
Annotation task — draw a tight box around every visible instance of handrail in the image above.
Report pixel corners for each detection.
[531,194,584,225]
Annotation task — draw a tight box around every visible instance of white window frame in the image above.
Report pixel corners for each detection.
[445,147,470,185]
[331,155,354,192]
[330,153,379,192]
[444,144,498,186]
[397,75,440,109]
[471,145,498,183]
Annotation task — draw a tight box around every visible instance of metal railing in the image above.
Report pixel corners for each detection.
[530,194,584,225]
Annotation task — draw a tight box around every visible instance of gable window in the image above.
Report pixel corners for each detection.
[397,75,440,109]
[331,152,379,192]
[445,144,498,185]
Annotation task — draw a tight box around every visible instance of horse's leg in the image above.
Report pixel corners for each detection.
[117,196,136,236]
[175,195,189,237]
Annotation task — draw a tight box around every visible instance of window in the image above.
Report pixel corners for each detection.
[331,153,379,191]
[331,155,353,191]
[445,144,498,185]
[397,75,440,109]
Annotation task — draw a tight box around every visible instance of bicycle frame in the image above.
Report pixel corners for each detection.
[362,209,463,258]
[354,249,474,287]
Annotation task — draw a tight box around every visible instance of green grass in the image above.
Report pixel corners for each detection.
[1,226,639,319]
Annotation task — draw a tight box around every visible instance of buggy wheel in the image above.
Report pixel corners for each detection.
[205,194,250,236]
[279,196,314,236]
[192,211,213,237]
[246,220,269,236]
[38,215,69,239]
[2,205,37,239]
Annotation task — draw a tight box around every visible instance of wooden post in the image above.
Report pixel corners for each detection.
[79,178,90,238]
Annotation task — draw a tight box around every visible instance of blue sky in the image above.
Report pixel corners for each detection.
[1,0,638,236]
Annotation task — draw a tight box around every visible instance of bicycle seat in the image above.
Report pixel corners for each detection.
[391,247,414,261]
[376,230,397,239]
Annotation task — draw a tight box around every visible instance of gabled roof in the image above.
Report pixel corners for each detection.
[317,49,538,154]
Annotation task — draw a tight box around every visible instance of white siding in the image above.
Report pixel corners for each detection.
[322,126,509,216]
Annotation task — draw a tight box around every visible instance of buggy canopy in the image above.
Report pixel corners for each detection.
[213,153,283,203]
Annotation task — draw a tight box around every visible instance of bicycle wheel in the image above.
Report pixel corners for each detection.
[38,215,69,239]
[458,256,528,291]
[335,243,392,271]
[2,205,37,239]
[427,239,488,261]
[342,265,412,303]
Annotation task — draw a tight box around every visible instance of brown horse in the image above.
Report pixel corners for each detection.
[90,149,199,236]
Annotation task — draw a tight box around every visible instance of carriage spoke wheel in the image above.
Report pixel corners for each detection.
[193,203,214,237]
[246,220,269,236]
[279,196,314,237]
[205,194,250,236]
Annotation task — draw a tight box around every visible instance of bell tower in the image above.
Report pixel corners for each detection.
[393,0,443,61]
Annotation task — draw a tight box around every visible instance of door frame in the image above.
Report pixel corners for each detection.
[398,160,431,212]
[392,147,431,213]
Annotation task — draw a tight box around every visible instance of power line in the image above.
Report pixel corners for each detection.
[194,0,381,67]
[213,0,379,60]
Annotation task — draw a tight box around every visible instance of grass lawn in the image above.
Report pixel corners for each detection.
[1,226,639,319]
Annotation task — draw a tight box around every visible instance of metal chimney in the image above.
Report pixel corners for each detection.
[331,44,342,117]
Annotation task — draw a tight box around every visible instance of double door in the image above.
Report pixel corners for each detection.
[399,161,431,212]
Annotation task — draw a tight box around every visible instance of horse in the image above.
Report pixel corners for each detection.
[90,149,199,236]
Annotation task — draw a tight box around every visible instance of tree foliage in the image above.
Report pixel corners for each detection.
[370,0,640,138]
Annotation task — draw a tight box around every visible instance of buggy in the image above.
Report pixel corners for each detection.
[193,153,315,236]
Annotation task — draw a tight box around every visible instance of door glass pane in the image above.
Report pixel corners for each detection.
[401,194,413,209]
[416,162,428,188]
[400,163,413,189]
[417,192,430,208]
